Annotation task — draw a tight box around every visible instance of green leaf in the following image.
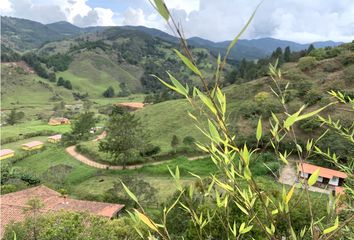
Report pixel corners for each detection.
[286,185,295,204]
[174,49,202,77]
[224,2,262,60]
[244,166,252,180]
[240,225,253,234]
[134,209,159,232]
[122,182,139,203]
[208,120,220,142]
[308,169,320,186]
[235,202,249,215]
[152,0,169,20]
[167,72,188,96]
[195,88,217,114]
[323,217,339,234]
[256,117,262,142]
[284,106,304,130]
[297,104,333,122]
[279,151,289,164]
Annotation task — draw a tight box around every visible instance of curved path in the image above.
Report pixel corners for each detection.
[66,145,209,170]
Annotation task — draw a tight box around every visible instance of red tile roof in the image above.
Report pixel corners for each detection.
[0,186,124,237]
[299,163,348,179]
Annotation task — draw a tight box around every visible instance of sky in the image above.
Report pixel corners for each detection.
[1,0,354,43]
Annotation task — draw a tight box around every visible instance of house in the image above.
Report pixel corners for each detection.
[48,134,62,143]
[48,117,70,126]
[0,186,124,237]
[0,149,15,160]
[114,102,144,111]
[299,163,348,187]
[22,141,44,151]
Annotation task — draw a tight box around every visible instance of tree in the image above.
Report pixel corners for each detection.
[6,109,24,125]
[171,135,179,152]
[48,72,56,82]
[103,86,115,98]
[117,82,131,97]
[71,112,96,140]
[104,175,157,206]
[63,80,72,90]
[23,198,44,240]
[284,46,291,62]
[42,164,73,188]
[307,44,315,54]
[183,136,195,146]
[57,77,65,86]
[99,113,149,168]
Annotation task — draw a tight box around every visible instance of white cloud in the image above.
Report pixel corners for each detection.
[5,0,116,27]
[2,0,354,43]
[0,0,12,14]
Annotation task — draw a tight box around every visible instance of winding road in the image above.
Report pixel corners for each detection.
[65,145,209,170]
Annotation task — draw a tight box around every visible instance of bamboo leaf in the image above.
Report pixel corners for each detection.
[323,217,339,234]
[122,182,139,203]
[152,0,169,20]
[240,225,253,234]
[167,72,188,96]
[235,202,249,215]
[308,169,320,186]
[134,210,159,232]
[286,185,295,204]
[256,117,262,142]
[224,2,262,60]
[174,49,202,77]
[297,103,334,122]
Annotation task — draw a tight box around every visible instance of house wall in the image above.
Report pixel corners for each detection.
[0,153,14,160]
[300,172,309,178]
[329,177,339,186]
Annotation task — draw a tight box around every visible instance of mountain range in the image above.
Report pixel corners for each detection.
[0,16,343,60]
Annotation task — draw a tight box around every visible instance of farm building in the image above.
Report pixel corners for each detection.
[299,163,348,187]
[0,149,15,160]
[0,185,125,237]
[114,102,144,111]
[48,134,62,143]
[48,117,70,126]
[22,141,44,151]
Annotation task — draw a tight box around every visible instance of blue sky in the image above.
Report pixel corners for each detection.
[1,0,354,43]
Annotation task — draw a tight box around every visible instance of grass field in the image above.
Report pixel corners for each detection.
[1,136,49,152]
[1,121,71,139]
[135,100,208,152]
[12,146,97,185]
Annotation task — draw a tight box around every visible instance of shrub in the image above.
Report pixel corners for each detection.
[299,118,321,132]
[183,136,196,145]
[0,184,18,194]
[298,56,317,71]
[340,51,354,65]
[304,90,322,106]
[322,61,341,73]
[343,65,354,84]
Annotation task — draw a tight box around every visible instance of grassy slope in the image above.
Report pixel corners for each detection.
[135,100,208,152]
[1,121,71,139]
[57,51,143,98]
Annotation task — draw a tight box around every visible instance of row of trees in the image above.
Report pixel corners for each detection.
[103,83,131,98]
[225,44,316,85]
[57,77,72,89]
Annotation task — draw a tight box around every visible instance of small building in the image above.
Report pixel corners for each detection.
[48,134,62,143]
[0,149,15,160]
[299,163,348,187]
[114,102,144,111]
[22,141,44,151]
[0,186,125,237]
[48,117,70,126]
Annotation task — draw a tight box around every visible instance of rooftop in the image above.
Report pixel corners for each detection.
[0,149,14,156]
[115,102,144,109]
[299,163,348,179]
[22,141,43,148]
[48,134,62,140]
[0,186,124,236]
